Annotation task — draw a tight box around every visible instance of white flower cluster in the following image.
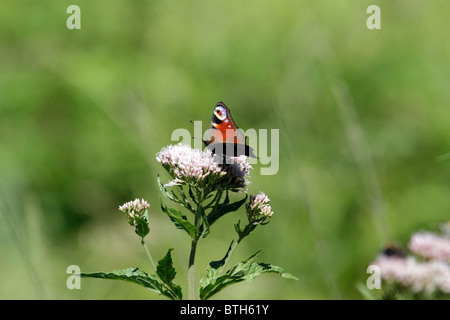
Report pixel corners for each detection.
[118,198,150,219]
[408,232,450,261]
[374,255,450,295]
[156,143,252,190]
[373,226,450,296]
[246,192,274,225]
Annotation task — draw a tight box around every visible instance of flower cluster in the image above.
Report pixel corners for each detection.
[373,255,450,295]
[372,225,450,297]
[246,192,274,225]
[156,143,252,191]
[157,143,224,186]
[408,232,450,261]
[217,154,253,190]
[119,198,150,223]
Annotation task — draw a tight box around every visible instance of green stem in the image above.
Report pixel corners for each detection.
[188,191,204,300]
[141,239,157,273]
[204,188,223,209]
[188,238,198,300]
[141,238,180,300]
[219,224,256,277]
[219,240,239,277]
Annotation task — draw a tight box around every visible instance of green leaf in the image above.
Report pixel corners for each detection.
[234,220,243,237]
[80,268,177,300]
[234,220,256,242]
[199,267,238,300]
[160,200,198,239]
[207,193,247,226]
[161,202,187,230]
[199,250,297,300]
[209,240,234,269]
[134,214,150,239]
[157,175,183,204]
[156,249,183,300]
[158,175,197,213]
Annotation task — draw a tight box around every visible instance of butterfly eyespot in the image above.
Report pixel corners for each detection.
[205,102,256,158]
[214,106,227,121]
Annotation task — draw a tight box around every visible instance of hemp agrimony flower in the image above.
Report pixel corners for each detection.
[119,198,151,239]
[156,143,252,193]
[233,192,274,246]
[408,232,450,261]
[157,143,224,187]
[373,254,450,295]
[119,198,150,221]
[218,154,253,190]
[368,224,450,299]
[246,192,274,225]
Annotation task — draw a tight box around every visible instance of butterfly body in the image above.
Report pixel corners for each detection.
[203,102,256,158]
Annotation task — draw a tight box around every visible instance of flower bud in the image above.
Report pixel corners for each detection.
[119,198,150,223]
[246,192,273,225]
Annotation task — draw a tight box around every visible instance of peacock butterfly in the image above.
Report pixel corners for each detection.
[203,102,256,158]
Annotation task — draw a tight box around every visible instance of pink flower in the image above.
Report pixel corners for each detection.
[119,198,150,220]
[246,192,274,225]
[156,143,252,190]
[408,232,450,261]
[373,255,450,295]
[217,154,253,190]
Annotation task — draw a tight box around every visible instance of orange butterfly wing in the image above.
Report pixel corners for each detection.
[208,102,245,145]
[203,102,256,158]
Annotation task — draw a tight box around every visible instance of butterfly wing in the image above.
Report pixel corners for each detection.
[203,102,256,158]
[208,102,246,144]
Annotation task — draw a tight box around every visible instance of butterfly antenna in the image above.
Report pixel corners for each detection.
[189,120,200,139]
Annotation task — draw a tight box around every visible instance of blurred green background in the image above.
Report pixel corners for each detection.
[1,0,449,299]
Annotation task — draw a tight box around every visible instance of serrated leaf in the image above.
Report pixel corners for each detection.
[157,175,182,204]
[156,249,183,300]
[160,200,198,239]
[80,268,178,300]
[134,215,150,239]
[207,193,247,226]
[199,270,241,300]
[199,250,297,300]
[161,203,187,230]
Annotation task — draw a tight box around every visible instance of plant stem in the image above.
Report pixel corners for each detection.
[141,238,181,300]
[219,224,255,276]
[140,238,157,273]
[187,190,204,300]
[188,237,198,300]
[219,240,239,277]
